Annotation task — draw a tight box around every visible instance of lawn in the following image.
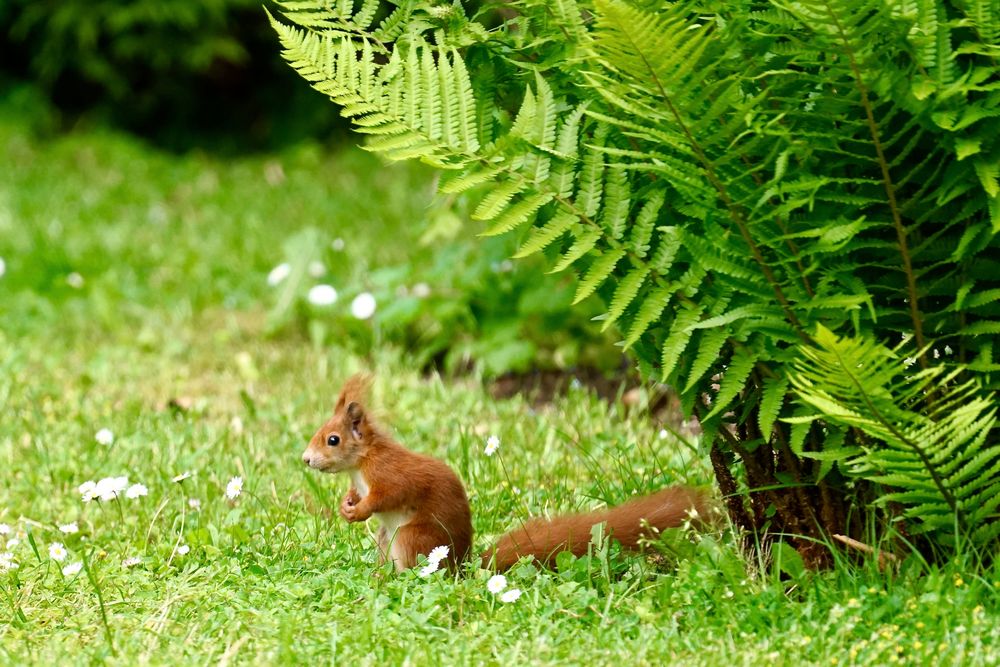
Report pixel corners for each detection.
[1,112,999,666]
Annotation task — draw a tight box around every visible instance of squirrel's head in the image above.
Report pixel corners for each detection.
[302,374,373,474]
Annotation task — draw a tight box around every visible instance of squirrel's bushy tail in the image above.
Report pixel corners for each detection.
[482,486,709,571]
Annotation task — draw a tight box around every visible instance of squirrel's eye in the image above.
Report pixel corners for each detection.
[327,434,341,447]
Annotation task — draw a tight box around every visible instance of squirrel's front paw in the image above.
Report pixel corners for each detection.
[340,498,361,522]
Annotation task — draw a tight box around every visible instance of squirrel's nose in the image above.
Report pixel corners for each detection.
[302,453,312,467]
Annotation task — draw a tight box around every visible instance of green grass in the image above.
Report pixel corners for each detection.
[1,112,999,666]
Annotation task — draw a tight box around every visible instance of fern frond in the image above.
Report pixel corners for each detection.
[704,346,759,420]
[473,180,529,220]
[630,190,664,258]
[513,211,577,258]
[573,248,626,304]
[602,266,652,330]
[624,286,672,348]
[682,327,729,395]
[791,325,1000,543]
[480,192,555,236]
[551,228,602,273]
[660,305,703,382]
[759,374,790,441]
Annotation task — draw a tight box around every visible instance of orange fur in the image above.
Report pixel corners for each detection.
[303,374,472,571]
[304,374,707,574]
[482,486,709,571]
[355,437,473,569]
[334,372,372,412]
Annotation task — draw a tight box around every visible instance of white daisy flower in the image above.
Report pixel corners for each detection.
[0,523,9,536]
[62,562,83,577]
[176,544,190,556]
[419,560,440,577]
[66,272,85,289]
[331,238,345,251]
[49,542,68,562]
[226,476,243,500]
[412,282,432,298]
[487,574,508,594]
[500,588,522,603]
[95,428,114,446]
[122,556,142,569]
[188,498,201,510]
[0,553,17,571]
[79,480,97,502]
[484,435,500,456]
[308,261,327,278]
[5,539,19,550]
[307,284,338,306]
[95,481,117,502]
[126,483,148,499]
[428,545,450,564]
[59,522,79,534]
[658,429,669,440]
[267,263,291,286]
[95,476,128,502]
[350,292,377,320]
[172,471,193,483]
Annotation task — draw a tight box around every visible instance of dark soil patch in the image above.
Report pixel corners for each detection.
[487,368,701,437]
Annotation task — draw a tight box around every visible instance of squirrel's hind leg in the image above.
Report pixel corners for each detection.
[393,524,449,571]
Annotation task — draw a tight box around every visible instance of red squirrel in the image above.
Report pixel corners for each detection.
[302,374,709,572]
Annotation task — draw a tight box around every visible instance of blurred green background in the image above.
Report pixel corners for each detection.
[0,0,621,384]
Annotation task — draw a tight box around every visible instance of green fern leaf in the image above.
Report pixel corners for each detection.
[513,211,577,258]
[574,248,627,304]
[660,305,703,382]
[791,325,1000,543]
[440,165,506,194]
[974,158,999,197]
[551,103,589,197]
[599,167,631,240]
[480,192,555,236]
[631,190,664,258]
[758,375,790,442]
[603,266,652,330]
[703,346,758,420]
[510,87,537,141]
[421,46,442,142]
[525,73,557,184]
[473,180,529,220]
[624,286,672,348]
[450,52,480,153]
[354,0,380,29]
[551,228,602,273]
[650,226,682,274]
[577,126,609,218]
[682,327,728,394]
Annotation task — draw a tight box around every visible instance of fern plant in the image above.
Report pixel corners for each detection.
[271,0,1000,563]
[791,326,1000,547]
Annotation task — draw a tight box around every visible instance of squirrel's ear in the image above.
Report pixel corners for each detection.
[346,401,365,438]
[335,373,372,412]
